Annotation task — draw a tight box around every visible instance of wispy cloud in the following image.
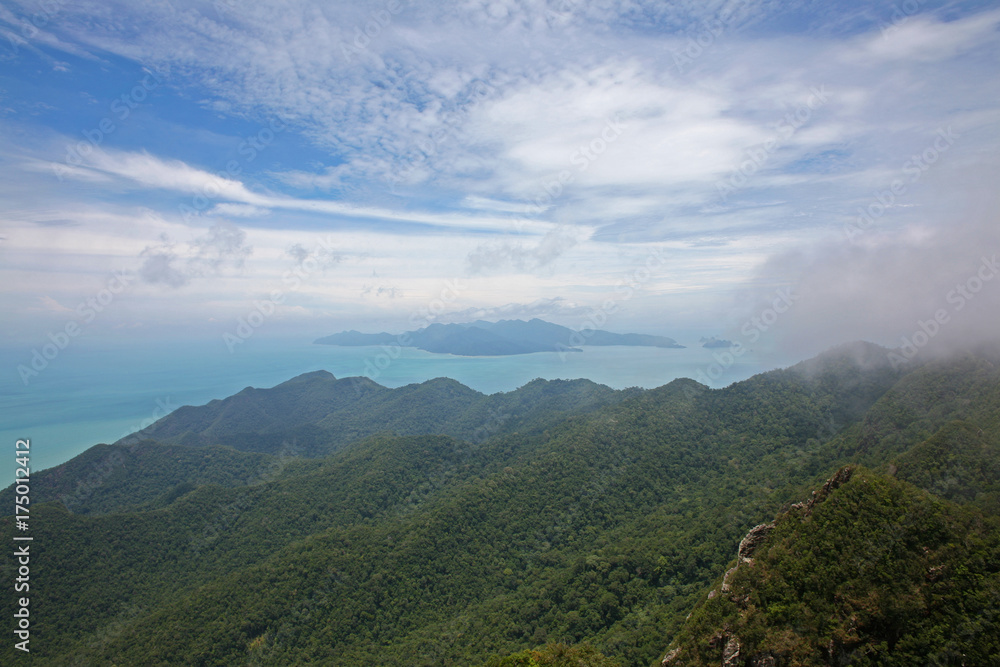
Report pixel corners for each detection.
[0,0,998,349]
[50,147,557,233]
[856,8,1000,62]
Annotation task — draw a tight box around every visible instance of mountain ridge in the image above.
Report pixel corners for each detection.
[2,341,998,665]
[315,317,685,355]
[660,465,1000,665]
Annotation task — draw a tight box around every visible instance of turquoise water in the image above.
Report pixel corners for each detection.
[0,336,787,479]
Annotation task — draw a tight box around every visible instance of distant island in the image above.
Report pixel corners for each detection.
[700,336,735,348]
[315,318,685,356]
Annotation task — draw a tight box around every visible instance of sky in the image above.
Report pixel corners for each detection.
[2,0,999,364]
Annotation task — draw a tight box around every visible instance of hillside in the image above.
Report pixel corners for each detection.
[49,377,644,516]
[3,374,635,516]
[120,372,634,453]
[2,343,998,665]
[660,466,1000,665]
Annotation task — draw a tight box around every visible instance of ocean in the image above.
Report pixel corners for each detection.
[0,335,788,480]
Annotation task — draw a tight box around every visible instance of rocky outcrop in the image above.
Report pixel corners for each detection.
[721,636,741,666]
[661,467,858,666]
[660,647,681,665]
[663,519,776,664]
[790,465,854,516]
[738,522,774,562]
[722,521,774,593]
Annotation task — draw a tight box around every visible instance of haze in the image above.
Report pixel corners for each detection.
[1,0,998,364]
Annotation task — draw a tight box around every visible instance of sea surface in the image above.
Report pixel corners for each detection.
[0,336,792,480]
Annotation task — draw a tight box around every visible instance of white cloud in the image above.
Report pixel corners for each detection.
[34,296,75,314]
[465,64,769,195]
[1,0,999,342]
[460,195,534,213]
[858,9,1000,62]
[85,149,261,201]
[49,148,557,233]
[209,203,271,217]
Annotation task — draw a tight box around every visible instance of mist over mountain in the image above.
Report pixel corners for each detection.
[4,0,999,664]
[4,341,999,665]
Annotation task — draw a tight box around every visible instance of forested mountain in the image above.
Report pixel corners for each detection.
[4,374,639,516]
[315,318,684,355]
[120,372,637,454]
[661,467,1000,665]
[3,341,999,666]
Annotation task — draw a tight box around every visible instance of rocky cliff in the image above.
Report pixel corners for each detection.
[660,466,1000,666]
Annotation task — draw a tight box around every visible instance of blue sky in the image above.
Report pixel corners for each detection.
[1,0,999,359]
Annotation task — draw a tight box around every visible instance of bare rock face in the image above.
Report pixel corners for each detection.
[817,465,854,499]
[721,565,738,593]
[661,647,681,665]
[658,467,860,667]
[722,636,741,666]
[722,520,775,593]
[797,465,855,516]
[738,522,775,562]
